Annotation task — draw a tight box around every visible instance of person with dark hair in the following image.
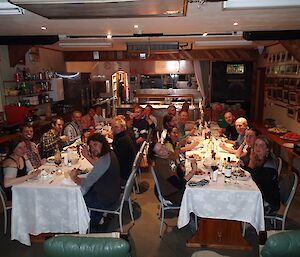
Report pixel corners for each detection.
[2,138,41,200]
[64,111,83,145]
[143,104,157,129]
[39,117,68,158]
[236,127,260,166]
[245,135,280,215]
[160,114,177,144]
[70,133,121,232]
[222,111,239,141]
[149,142,195,205]
[167,105,177,117]
[111,115,136,185]
[21,123,45,169]
[132,105,149,148]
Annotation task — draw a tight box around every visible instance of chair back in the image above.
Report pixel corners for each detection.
[121,168,136,204]
[150,166,164,203]
[276,157,282,177]
[279,172,298,221]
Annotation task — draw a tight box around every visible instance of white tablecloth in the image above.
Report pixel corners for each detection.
[177,174,265,233]
[178,136,265,234]
[11,158,91,246]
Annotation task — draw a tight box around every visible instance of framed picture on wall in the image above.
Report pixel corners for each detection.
[287,106,296,119]
[283,90,289,103]
[289,92,297,105]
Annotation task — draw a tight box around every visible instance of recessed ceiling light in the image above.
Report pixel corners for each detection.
[202,32,208,37]
[107,33,112,39]
[41,26,47,30]
[233,21,239,26]
[134,25,139,28]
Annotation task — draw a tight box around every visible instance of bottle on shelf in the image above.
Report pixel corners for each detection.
[54,145,62,166]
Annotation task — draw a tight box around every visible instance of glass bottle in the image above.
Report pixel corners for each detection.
[54,145,62,166]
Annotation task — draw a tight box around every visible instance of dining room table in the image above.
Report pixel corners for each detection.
[177,128,265,250]
[11,150,93,246]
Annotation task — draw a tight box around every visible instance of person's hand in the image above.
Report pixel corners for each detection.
[60,135,68,142]
[219,142,226,149]
[70,169,79,182]
[28,169,41,179]
[81,145,90,159]
[41,158,46,165]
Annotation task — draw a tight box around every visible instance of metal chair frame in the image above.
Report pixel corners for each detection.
[265,172,298,230]
[88,168,136,233]
[0,184,12,234]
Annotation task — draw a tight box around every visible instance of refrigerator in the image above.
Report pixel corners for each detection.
[56,72,91,114]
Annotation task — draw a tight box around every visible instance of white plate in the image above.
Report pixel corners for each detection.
[235,168,251,181]
[283,143,294,149]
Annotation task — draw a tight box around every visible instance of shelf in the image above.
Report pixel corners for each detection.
[3,80,50,83]
[4,91,52,97]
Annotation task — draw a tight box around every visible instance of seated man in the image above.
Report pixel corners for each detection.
[70,133,121,232]
[220,111,239,141]
[64,111,83,145]
[219,117,248,154]
[177,110,194,139]
[149,142,196,205]
[39,117,68,158]
[132,105,149,149]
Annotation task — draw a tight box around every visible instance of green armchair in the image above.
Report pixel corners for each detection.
[44,235,131,257]
[261,230,300,257]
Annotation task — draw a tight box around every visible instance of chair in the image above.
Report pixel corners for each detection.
[265,172,298,230]
[276,157,282,177]
[150,166,180,237]
[88,168,136,233]
[0,184,12,234]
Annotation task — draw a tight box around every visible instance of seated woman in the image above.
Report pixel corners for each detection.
[164,127,200,160]
[2,138,41,200]
[149,142,195,205]
[160,114,177,144]
[21,123,45,169]
[244,135,280,215]
[235,127,260,167]
[70,133,121,232]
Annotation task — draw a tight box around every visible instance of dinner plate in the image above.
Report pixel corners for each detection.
[235,167,251,181]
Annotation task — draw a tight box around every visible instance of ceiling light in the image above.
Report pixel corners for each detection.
[134,25,139,28]
[202,32,208,37]
[106,33,112,39]
[59,42,112,48]
[233,21,239,26]
[194,40,252,46]
[41,26,47,30]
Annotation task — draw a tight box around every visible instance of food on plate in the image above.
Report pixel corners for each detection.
[281,132,300,141]
[195,170,206,176]
[267,127,288,134]
[188,154,201,160]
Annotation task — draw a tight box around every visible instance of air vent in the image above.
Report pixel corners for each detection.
[127,42,179,52]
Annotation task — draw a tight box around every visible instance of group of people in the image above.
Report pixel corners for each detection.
[1,102,281,233]
[149,109,280,217]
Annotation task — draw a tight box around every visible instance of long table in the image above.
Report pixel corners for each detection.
[11,155,92,246]
[178,136,265,249]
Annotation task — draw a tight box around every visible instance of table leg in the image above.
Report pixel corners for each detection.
[186,218,252,250]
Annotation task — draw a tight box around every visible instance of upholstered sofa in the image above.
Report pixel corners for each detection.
[261,230,300,257]
[44,235,131,257]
